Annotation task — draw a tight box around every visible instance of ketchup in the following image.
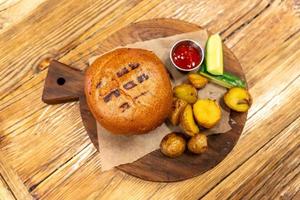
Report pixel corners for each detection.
[171,41,202,70]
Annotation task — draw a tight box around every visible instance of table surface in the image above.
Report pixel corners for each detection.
[0,0,299,199]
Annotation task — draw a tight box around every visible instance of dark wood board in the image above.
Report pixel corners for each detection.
[42,18,247,182]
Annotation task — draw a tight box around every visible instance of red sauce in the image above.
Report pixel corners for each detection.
[171,41,202,70]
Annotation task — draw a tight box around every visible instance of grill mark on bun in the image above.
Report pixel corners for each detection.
[137,73,149,83]
[133,91,148,100]
[128,63,140,70]
[96,81,102,89]
[120,102,130,112]
[103,89,120,103]
[116,67,129,77]
[85,48,173,135]
[123,81,137,90]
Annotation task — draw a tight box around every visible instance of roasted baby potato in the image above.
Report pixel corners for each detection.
[160,133,186,158]
[169,98,189,126]
[187,133,208,154]
[193,99,222,128]
[224,87,252,112]
[173,84,198,104]
[188,73,208,89]
[180,104,199,136]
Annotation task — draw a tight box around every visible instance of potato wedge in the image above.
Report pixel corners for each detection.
[160,132,186,158]
[188,73,208,89]
[169,98,189,126]
[187,133,208,154]
[224,87,251,112]
[193,99,221,128]
[173,84,198,104]
[180,104,199,136]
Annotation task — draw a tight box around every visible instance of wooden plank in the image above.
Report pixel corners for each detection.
[33,152,122,200]
[0,0,157,99]
[280,175,300,200]
[0,0,163,190]
[30,143,97,198]
[0,175,16,200]
[60,0,269,70]
[0,0,299,199]
[202,117,300,199]
[0,99,90,188]
[138,0,271,35]
[227,0,300,69]
[224,0,300,123]
[0,0,45,34]
[241,29,300,130]
[0,153,32,200]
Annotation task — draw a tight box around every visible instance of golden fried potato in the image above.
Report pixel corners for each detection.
[160,133,186,158]
[188,73,208,89]
[224,87,252,112]
[180,104,199,136]
[169,98,189,126]
[187,133,208,154]
[193,99,222,128]
[173,84,198,104]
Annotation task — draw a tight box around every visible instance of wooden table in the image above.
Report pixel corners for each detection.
[0,0,299,199]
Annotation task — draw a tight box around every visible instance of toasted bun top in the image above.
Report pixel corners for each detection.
[84,48,173,135]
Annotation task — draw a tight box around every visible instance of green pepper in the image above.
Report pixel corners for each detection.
[199,65,246,88]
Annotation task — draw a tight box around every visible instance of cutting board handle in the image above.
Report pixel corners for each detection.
[42,60,84,104]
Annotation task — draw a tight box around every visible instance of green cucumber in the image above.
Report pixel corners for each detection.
[199,66,246,88]
[205,33,224,75]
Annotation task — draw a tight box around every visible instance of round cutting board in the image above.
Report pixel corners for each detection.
[42,18,247,182]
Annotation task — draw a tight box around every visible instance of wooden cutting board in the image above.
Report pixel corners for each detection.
[42,18,247,182]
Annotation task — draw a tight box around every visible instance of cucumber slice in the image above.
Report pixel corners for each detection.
[205,33,224,75]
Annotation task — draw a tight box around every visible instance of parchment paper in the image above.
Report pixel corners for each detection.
[90,30,232,171]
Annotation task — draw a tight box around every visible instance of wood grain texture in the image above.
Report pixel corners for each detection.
[42,60,84,104]
[0,0,44,33]
[203,116,300,200]
[0,175,16,200]
[0,152,32,200]
[0,0,299,199]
